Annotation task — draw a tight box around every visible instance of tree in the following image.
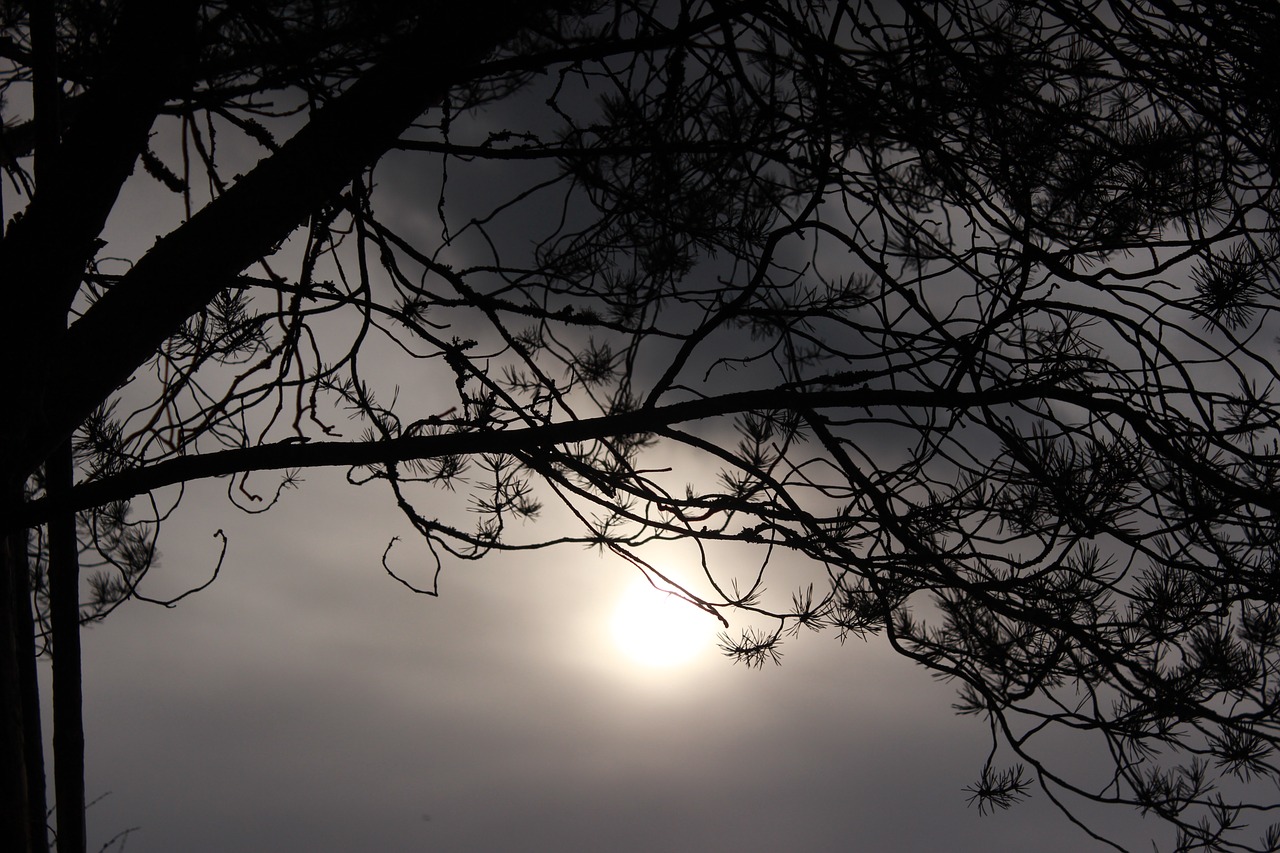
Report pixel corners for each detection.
[3,1,1280,850]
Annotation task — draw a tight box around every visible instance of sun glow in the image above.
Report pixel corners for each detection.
[610,579,718,668]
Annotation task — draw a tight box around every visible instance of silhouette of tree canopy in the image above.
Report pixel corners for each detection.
[3,1,1280,850]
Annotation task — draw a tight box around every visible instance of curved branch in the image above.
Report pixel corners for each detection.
[15,381,1063,530]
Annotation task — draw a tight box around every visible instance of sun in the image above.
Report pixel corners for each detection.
[610,578,718,668]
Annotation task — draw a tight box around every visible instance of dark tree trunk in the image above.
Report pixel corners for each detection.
[1,491,47,853]
[48,443,84,853]
[0,520,32,853]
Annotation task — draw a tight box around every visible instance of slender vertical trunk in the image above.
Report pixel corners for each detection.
[1,516,32,853]
[48,443,84,853]
[1,485,46,853]
[31,6,82,849]
[15,519,48,853]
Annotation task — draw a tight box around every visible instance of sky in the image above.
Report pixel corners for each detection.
[65,472,1162,852]
[10,4,1237,852]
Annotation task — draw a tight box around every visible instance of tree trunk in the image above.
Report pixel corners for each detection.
[1,488,47,853]
[48,442,84,853]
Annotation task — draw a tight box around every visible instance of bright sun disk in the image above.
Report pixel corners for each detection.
[610,578,716,668]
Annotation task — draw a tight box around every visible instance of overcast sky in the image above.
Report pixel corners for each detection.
[52,466,1161,853]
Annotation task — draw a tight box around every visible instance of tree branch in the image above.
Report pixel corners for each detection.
[4,0,559,489]
[13,381,1068,530]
